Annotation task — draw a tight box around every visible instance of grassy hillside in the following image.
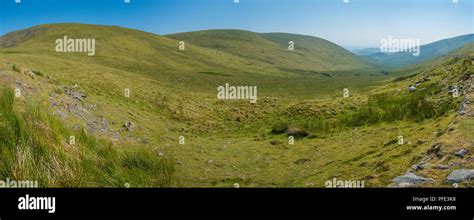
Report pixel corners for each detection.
[0,24,387,101]
[0,86,175,187]
[167,29,371,71]
[0,24,277,76]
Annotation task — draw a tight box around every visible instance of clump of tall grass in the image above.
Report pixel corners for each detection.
[271,120,288,134]
[341,84,458,126]
[12,64,20,73]
[0,87,176,187]
[271,84,459,135]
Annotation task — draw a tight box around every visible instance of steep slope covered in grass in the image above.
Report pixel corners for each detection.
[0,24,280,77]
[167,30,372,71]
[0,24,372,79]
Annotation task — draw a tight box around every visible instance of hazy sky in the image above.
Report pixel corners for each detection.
[0,0,472,49]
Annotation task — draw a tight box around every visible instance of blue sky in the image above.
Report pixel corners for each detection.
[0,0,472,49]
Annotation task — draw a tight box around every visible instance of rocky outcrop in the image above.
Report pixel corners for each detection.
[63,86,87,101]
[446,169,474,183]
[454,149,468,158]
[410,161,429,171]
[392,172,434,187]
[124,121,135,132]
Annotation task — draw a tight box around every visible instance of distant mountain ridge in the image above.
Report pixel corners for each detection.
[352,47,380,56]
[359,34,474,67]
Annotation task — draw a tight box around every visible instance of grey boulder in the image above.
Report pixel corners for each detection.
[393,172,434,185]
[446,169,474,183]
[454,149,468,158]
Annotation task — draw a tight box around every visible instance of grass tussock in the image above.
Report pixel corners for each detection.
[12,64,19,73]
[272,84,459,135]
[341,84,458,126]
[0,87,175,187]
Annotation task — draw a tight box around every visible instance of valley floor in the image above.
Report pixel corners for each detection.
[0,52,472,188]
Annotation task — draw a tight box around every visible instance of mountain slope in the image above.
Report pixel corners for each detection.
[0,24,276,76]
[166,29,371,71]
[362,34,474,67]
[0,24,372,78]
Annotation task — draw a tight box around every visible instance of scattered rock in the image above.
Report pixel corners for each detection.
[462,73,471,81]
[447,85,457,94]
[397,182,416,188]
[427,143,443,157]
[87,117,110,134]
[207,160,214,165]
[411,161,429,171]
[270,140,283,145]
[448,161,461,167]
[158,152,165,157]
[18,67,35,79]
[55,109,68,120]
[285,127,309,138]
[112,132,120,141]
[454,149,468,158]
[393,172,434,185]
[294,158,310,165]
[71,91,86,101]
[434,164,450,170]
[458,102,466,116]
[124,121,135,132]
[457,97,469,117]
[72,124,81,131]
[446,169,474,183]
[98,117,109,133]
[64,87,87,101]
